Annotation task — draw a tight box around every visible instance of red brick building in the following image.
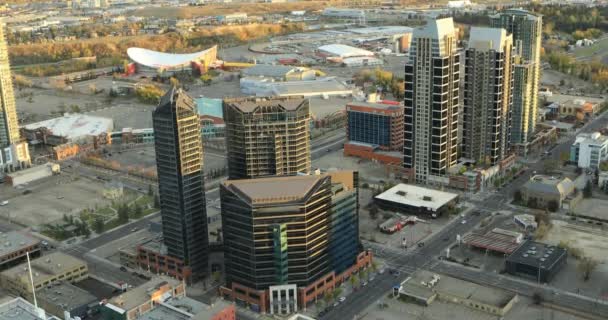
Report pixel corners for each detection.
[136,239,192,282]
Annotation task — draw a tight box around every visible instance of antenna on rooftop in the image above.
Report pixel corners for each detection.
[27,251,47,319]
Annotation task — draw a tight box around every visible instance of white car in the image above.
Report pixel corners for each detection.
[0,200,8,206]
[338,297,346,302]
[461,220,467,224]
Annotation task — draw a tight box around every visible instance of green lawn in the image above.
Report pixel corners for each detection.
[572,37,608,58]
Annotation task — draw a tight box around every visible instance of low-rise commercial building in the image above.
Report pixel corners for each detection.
[37,282,98,320]
[558,99,599,119]
[241,65,315,81]
[137,296,235,320]
[0,231,41,271]
[4,162,60,186]
[505,241,567,283]
[100,276,185,320]
[521,175,576,210]
[0,252,88,301]
[0,297,60,320]
[0,142,31,173]
[570,132,608,169]
[22,114,113,146]
[462,228,523,254]
[374,184,459,217]
[397,270,518,316]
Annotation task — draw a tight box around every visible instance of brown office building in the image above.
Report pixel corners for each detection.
[223,96,311,179]
[219,171,372,315]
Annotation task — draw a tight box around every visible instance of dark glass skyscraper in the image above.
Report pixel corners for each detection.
[153,87,208,279]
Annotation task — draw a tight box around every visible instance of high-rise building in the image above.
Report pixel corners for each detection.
[462,27,514,166]
[221,174,332,291]
[490,9,542,148]
[0,23,20,148]
[0,23,30,174]
[223,96,311,180]
[152,88,208,279]
[404,18,460,184]
[220,171,363,314]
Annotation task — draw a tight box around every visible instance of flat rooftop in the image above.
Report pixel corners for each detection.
[400,270,515,308]
[37,282,98,311]
[0,297,60,320]
[0,231,40,259]
[138,297,234,320]
[272,79,352,96]
[506,240,567,269]
[23,114,114,141]
[375,184,458,211]
[223,175,324,205]
[108,276,180,312]
[1,252,86,285]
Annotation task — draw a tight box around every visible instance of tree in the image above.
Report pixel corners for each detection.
[212,271,221,283]
[350,274,360,288]
[583,180,593,198]
[82,223,91,239]
[148,184,154,197]
[323,291,333,307]
[578,257,599,281]
[153,195,160,208]
[332,287,343,301]
[559,152,570,164]
[513,190,522,203]
[93,217,104,234]
[134,204,143,217]
[169,77,180,88]
[527,197,538,209]
[532,292,543,305]
[117,204,129,223]
[369,205,379,220]
[542,159,558,174]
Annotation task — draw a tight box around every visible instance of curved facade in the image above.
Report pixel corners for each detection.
[127,45,217,73]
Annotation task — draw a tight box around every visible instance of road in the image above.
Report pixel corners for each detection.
[321,111,608,320]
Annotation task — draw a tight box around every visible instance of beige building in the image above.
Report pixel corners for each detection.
[0,252,88,300]
[223,96,311,179]
[521,175,576,209]
[0,23,19,147]
[398,270,518,317]
[462,27,513,166]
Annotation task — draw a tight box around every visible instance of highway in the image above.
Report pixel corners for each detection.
[321,111,608,320]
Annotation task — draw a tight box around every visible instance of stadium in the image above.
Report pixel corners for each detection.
[126,45,218,76]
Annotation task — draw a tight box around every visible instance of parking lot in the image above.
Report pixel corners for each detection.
[0,174,115,227]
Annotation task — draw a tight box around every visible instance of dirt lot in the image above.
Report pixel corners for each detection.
[0,174,114,227]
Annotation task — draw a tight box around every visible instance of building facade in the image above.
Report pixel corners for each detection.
[219,171,364,314]
[462,27,514,165]
[221,174,332,291]
[521,175,576,210]
[570,132,608,169]
[0,23,19,148]
[153,88,208,279]
[404,18,460,184]
[223,96,311,179]
[0,231,41,271]
[0,252,88,301]
[346,102,404,151]
[490,9,542,148]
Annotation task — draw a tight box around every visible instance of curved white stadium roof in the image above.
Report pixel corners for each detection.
[127,46,216,69]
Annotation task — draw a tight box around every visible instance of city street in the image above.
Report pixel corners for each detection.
[322,111,608,320]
